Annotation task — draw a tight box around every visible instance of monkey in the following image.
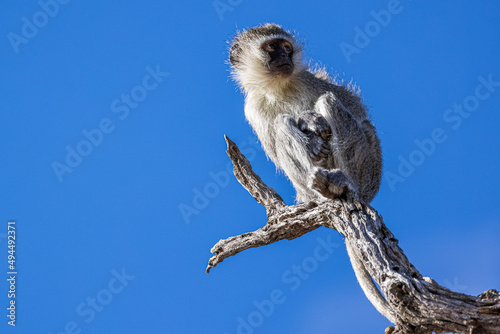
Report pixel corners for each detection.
[229,23,382,204]
[228,23,395,324]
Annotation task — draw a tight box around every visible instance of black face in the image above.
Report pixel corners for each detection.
[262,38,294,76]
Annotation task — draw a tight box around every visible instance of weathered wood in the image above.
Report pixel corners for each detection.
[207,136,500,334]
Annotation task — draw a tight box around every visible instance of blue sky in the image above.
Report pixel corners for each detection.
[1,0,499,333]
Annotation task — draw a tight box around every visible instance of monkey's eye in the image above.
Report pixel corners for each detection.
[266,43,277,52]
[283,42,293,54]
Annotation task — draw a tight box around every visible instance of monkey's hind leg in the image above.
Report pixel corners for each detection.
[274,114,318,201]
[311,168,359,201]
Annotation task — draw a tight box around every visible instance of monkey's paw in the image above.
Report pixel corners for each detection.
[306,133,331,166]
[311,168,357,200]
[297,111,332,142]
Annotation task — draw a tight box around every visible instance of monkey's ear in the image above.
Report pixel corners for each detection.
[229,43,241,67]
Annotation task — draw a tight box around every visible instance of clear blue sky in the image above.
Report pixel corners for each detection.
[1,1,499,333]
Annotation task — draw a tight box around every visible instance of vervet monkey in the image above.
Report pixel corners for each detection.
[229,23,394,323]
[229,23,382,204]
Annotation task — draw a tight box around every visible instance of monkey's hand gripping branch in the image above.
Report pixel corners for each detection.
[207,135,500,334]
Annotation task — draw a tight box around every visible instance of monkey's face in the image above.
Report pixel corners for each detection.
[262,38,294,77]
[229,24,304,90]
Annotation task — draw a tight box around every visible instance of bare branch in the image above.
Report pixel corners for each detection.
[206,201,322,273]
[224,135,285,212]
[207,136,500,334]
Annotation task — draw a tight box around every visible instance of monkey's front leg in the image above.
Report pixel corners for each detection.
[275,114,356,202]
[297,110,332,168]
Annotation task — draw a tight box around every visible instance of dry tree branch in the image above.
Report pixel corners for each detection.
[207,135,500,334]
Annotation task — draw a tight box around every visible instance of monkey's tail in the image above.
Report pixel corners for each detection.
[345,240,397,324]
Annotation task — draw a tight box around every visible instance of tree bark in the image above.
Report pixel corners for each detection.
[207,135,500,334]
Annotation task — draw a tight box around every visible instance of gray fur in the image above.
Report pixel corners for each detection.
[229,24,382,204]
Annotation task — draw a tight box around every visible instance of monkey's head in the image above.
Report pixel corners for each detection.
[229,24,305,91]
